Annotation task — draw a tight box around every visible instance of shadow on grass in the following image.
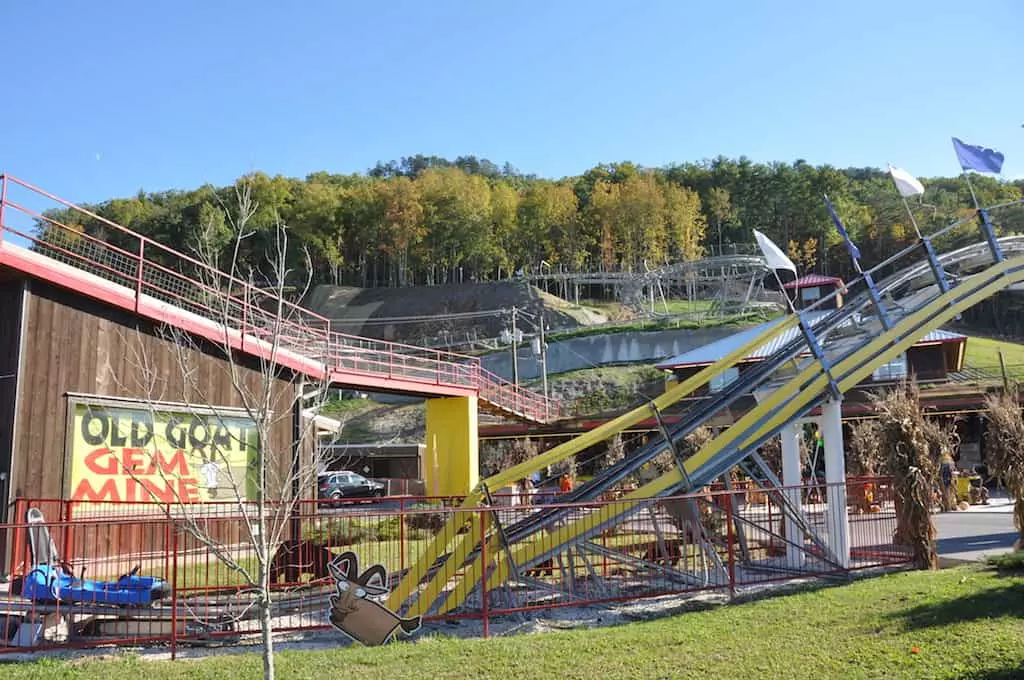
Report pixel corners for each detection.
[886,580,1024,631]
[958,663,1024,680]
[546,571,875,627]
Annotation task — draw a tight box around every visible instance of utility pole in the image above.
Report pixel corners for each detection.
[511,306,519,387]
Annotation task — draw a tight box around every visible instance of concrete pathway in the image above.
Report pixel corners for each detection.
[933,493,1018,564]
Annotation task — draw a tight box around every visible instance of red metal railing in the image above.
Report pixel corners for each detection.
[0,174,559,422]
[0,479,909,654]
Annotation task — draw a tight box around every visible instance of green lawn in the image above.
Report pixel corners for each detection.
[659,299,715,314]
[964,335,1024,373]
[6,565,1024,679]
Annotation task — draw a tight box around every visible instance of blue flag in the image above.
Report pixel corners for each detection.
[952,137,1005,174]
[824,194,861,261]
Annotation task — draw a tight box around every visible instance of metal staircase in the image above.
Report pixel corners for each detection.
[0,174,558,423]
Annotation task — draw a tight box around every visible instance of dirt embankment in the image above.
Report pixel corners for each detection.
[304,281,611,346]
[331,364,666,448]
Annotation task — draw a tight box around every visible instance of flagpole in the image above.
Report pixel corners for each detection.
[898,194,924,240]
[962,172,981,211]
[887,164,925,240]
[769,266,798,315]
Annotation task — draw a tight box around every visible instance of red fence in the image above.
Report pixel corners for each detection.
[0,479,909,655]
[0,174,559,422]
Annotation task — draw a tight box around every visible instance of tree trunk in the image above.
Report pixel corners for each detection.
[260,587,276,680]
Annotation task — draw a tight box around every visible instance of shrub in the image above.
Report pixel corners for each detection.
[986,550,1024,572]
[373,517,402,542]
[405,504,447,534]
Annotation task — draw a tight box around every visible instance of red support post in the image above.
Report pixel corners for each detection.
[0,174,7,243]
[240,294,248,353]
[170,522,179,660]
[163,518,172,597]
[725,491,736,599]
[11,498,25,577]
[61,501,73,573]
[479,509,489,639]
[399,497,406,574]
[324,320,331,372]
[135,239,145,313]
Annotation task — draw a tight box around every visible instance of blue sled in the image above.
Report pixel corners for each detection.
[22,565,169,606]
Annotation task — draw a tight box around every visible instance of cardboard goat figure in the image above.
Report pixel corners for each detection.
[327,551,421,646]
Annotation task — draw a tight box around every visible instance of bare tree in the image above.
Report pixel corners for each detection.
[106,181,334,680]
[983,391,1024,547]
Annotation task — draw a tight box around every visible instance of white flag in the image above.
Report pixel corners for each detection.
[888,164,925,197]
[753,229,797,276]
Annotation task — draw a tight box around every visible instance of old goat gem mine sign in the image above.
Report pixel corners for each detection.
[67,401,259,503]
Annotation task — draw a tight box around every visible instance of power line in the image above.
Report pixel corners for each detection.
[328,308,508,326]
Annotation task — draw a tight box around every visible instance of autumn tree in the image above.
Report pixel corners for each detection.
[516,182,578,272]
[43,155,1024,291]
[489,182,520,279]
[664,182,706,261]
[376,176,425,286]
[418,167,492,284]
[706,186,731,254]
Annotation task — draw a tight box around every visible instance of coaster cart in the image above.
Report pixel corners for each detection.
[3,509,334,648]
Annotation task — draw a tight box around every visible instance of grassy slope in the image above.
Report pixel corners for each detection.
[8,565,1024,680]
[963,336,1024,371]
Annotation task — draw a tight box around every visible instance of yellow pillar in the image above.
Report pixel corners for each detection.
[424,396,479,497]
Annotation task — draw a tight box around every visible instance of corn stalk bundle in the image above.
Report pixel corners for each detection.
[848,419,885,477]
[872,379,938,570]
[983,391,1024,543]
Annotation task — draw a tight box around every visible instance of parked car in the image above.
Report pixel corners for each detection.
[318,471,386,505]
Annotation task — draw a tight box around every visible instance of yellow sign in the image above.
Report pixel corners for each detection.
[67,401,259,503]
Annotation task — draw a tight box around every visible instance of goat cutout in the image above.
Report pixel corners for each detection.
[326,550,421,646]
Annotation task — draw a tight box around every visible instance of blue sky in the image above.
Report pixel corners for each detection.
[1,0,1021,204]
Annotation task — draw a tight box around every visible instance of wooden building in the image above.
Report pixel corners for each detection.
[0,275,310,522]
[783,274,845,310]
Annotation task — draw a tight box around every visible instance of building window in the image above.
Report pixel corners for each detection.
[710,367,740,393]
[872,353,908,382]
[800,286,821,302]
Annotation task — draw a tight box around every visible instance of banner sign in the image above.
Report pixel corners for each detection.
[66,400,259,503]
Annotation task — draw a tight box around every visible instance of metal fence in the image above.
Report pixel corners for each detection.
[0,479,909,655]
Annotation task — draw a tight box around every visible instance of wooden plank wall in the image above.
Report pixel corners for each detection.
[0,280,24,523]
[11,278,308,502]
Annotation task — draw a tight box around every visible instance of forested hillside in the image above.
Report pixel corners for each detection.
[40,154,1024,289]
